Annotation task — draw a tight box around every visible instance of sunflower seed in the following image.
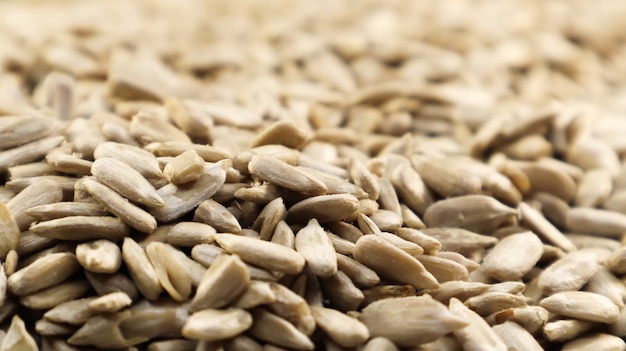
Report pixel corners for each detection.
[30,216,129,241]
[122,238,162,300]
[538,250,599,295]
[8,252,79,296]
[190,254,249,312]
[449,298,508,351]
[359,295,467,347]
[182,308,252,342]
[482,232,543,281]
[249,155,327,196]
[295,219,337,278]
[540,291,620,323]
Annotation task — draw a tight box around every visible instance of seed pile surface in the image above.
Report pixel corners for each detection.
[1,0,626,350]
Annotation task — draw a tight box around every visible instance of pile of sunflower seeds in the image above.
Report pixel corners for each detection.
[2,0,626,350]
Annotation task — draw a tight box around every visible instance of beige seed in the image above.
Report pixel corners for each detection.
[146,141,232,163]
[194,199,241,233]
[359,295,467,347]
[414,254,468,283]
[272,220,296,249]
[320,270,365,312]
[0,315,38,351]
[361,285,416,307]
[464,292,529,316]
[449,298,507,351]
[151,160,228,222]
[215,233,305,275]
[543,319,595,343]
[233,281,277,309]
[348,158,380,200]
[566,207,626,238]
[84,178,157,233]
[167,222,216,247]
[0,135,65,172]
[146,242,193,302]
[539,291,620,323]
[92,157,165,208]
[25,201,108,221]
[130,110,192,144]
[94,141,163,180]
[251,197,288,240]
[44,298,96,325]
[122,238,162,300]
[336,253,380,288]
[76,239,122,274]
[532,192,569,228]
[190,254,250,312]
[35,318,76,336]
[362,337,400,351]
[295,219,337,278]
[163,149,205,184]
[518,202,577,252]
[252,120,311,149]
[412,155,482,197]
[437,251,480,273]
[288,194,359,223]
[89,292,132,312]
[391,164,433,215]
[486,305,549,335]
[517,161,577,201]
[311,306,369,347]
[267,282,316,336]
[482,232,543,281]
[0,201,20,259]
[296,166,368,199]
[46,146,92,176]
[575,168,613,208]
[248,155,327,196]
[353,234,439,289]
[85,271,139,302]
[0,115,56,150]
[248,309,314,350]
[394,227,441,254]
[538,250,599,295]
[7,178,63,231]
[585,266,626,308]
[30,216,130,241]
[424,195,517,234]
[8,252,79,296]
[424,281,490,305]
[421,227,497,255]
[148,339,198,351]
[165,96,213,143]
[191,244,277,281]
[492,321,544,351]
[562,333,626,351]
[20,280,90,310]
[182,308,252,342]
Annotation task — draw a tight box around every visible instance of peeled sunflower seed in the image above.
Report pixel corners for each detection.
[215,233,305,275]
[423,195,517,234]
[83,178,157,233]
[358,295,468,347]
[295,219,338,278]
[182,308,252,342]
[248,155,327,196]
[353,234,439,289]
[539,291,620,323]
[91,157,165,208]
[481,232,543,281]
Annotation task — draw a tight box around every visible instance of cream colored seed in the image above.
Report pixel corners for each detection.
[267,282,316,336]
[391,164,433,215]
[167,221,216,247]
[25,201,108,221]
[93,141,163,180]
[295,219,337,278]
[252,120,311,149]
[0,201,20,259]
[311,306,369,347]
[562,333,626,351]
[163,149,205,184]
[248,155,327,196]
[539,291,620,323]
[423,195,517,234]
[358,295,467,347]
[122,237,162,300]
[538,250,599,295]
[412,155,482,197]
[252,197,287,240]
[566,207,626,238]
[543,319,594,343]
[190,254,250,312]
[30,216,130,241]
[19,280,91,310]
[91,157,165,208]
[0,315,38,351]
[89,292,132,312]
[7,178,63,231]
[76,239,122,274]
[194,198,241,233]
[518,202,577,252]
[449,298,508,351]
[248,309,315,350]
[353,234,439,290]
[151,160,228,222]
[215,233,305,275]
[8,252,79,296]
[287,194,360,223]
[182,308,252,342]
[482,232,543,281]
[320,270,365,312]
[146,242,193,302]
[84,178,157,233]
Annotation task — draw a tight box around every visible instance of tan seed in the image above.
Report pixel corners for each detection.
[190,254,250,312]
[182,308,252,342]
[295,219,337,278]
